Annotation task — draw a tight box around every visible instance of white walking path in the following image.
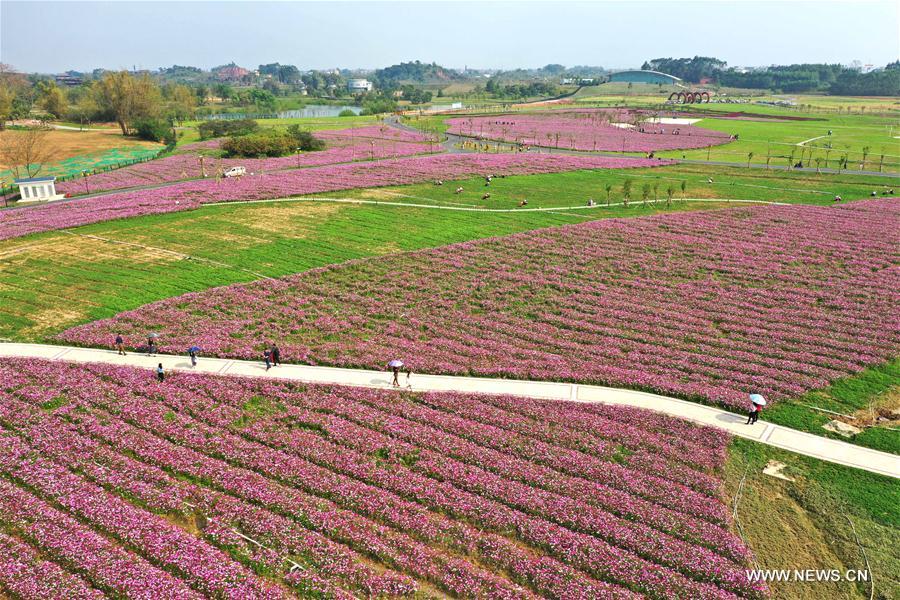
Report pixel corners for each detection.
[2,343,897,479]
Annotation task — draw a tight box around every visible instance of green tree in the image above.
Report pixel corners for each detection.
[641,183,651,205]
[604,183,613,206]
[680,180,686,200]
[746,151,754,168]
[36,81,67,118]
[91,71,162,135]
[665,185,675,208]
[622,179,632,207]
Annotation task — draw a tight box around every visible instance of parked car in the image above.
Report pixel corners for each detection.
[224,166,246,178]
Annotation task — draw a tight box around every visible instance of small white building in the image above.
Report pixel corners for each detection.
[15,176,65,203]
[347,78,373,93]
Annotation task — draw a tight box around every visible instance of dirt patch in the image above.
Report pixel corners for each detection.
[237,202,342,236]
[0,234,179,270]
[19,306,88,338]
[849,386,900,430]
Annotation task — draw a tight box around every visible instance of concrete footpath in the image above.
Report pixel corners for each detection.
[2,342,897,479]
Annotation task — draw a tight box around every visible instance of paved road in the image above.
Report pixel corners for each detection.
[3,342,896,479]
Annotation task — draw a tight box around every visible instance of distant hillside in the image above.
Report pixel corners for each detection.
[374,61,463,85]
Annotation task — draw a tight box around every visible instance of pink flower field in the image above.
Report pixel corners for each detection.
[446,110,732,152]
[0,357,765,598]
[61,199,900,410]
[0,153,668,241]
[56,126,438,196]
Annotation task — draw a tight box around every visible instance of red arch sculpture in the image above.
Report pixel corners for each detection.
[667,91,710,104]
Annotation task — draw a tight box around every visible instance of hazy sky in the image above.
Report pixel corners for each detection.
[2,1,898,73]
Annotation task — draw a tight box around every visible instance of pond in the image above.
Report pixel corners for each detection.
[201,105,361,120]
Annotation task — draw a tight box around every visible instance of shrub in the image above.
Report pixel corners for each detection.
[338,109,356,117]
[221,128,324,158]
[132,118,174,145]
[197,119,259,140]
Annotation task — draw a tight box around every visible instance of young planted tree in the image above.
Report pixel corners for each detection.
[680,180,686,200]
[652,183,659,204]
[861,146,871,170]
[746,151,754,168]
[622,179,632,207]
[815,157,823,174]
[665,185,675,208]
[604,182,613,207]
[641,183,651,206]
[0,126,53,178]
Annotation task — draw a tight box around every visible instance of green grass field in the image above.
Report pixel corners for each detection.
[312,163,899,209]
[724,437,899,600]
[655,113,899,172]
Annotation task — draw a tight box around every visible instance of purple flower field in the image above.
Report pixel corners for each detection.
[0,357,765,598]
[61,199,900,410]
[56,126,438,196]
[0,153,668,241]
[447,110,732,152]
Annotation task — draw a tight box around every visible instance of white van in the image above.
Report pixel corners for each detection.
[224,166,246,178]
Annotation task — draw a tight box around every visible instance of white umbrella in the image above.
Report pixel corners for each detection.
[387,359,404,368]
[749,393,767,406]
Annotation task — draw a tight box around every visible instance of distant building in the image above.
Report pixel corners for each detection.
[55,74,83,87]
[608,70,682,85]
[348,78,373,93]
[15,177,64,203]
[215,64,251,82]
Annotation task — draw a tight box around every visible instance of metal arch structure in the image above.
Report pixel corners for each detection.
[667,91,711,104]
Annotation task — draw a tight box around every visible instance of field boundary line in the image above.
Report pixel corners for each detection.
[1,342,896,479]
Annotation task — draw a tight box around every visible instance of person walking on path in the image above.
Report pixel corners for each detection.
[115,334,126,356]
[388,359,404,387]
[264,348,272,371]
[188,346,199,367]
[156,363,165,383]
[746,393,766,424]
[147,333,159,357]
[271,344,281,367]
[405,368,412,389]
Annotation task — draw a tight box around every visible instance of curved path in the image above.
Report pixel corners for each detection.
[2,342,896,479]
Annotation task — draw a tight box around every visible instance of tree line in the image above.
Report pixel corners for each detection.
[641,56,900,95]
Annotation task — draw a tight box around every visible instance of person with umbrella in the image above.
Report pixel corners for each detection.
[187,345,201,367]
[388,359,404,387]
[746,393,766,424]
[147,333,159,357]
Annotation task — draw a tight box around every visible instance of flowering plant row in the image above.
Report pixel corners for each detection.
[0,358,764,598]
[446,110,732,152]
[56,126,437,196]
[62,199,900,411]
[1,153,668,241]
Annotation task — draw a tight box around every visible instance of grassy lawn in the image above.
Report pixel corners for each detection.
[655,113,899,172]
[724,437,899,600]
[313,163,900,209]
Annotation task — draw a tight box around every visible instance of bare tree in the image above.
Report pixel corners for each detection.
[0,126,53,178]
